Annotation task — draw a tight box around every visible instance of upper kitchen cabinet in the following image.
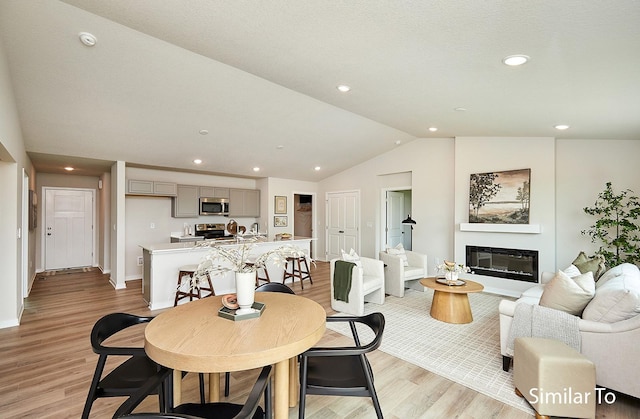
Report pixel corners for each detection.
[199,186,230,199]
[229,189,260,217]
[172,185,199,218]
[127,179,177,196]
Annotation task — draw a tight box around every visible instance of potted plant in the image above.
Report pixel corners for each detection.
[582,182,640,267]
[435,260,471,284]
[192,237,309,312]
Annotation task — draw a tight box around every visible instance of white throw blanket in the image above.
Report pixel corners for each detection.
[506,303,581,356]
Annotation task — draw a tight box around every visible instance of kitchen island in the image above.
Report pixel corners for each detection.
[140,238,312,310]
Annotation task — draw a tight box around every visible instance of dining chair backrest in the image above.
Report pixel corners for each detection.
[255,282,295,294]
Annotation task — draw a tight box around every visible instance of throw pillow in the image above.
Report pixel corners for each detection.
[539,270,596,316]
[572,251,606,280]
[386,243,409,266]
[582,273,640,323]
[562,264,582,278]
[341,248,362,267]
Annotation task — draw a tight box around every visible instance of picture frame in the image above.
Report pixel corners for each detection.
[274,195,287,214]
[274,216,288,227]
[29,190,37,230]
[469,168,531,224]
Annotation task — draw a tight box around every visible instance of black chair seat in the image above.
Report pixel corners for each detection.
[305,355,371,393]
[99,356,160,395]
[174,402,264,419]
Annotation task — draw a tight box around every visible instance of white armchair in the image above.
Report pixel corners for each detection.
[330,257,385,316]
[379,250,428,297]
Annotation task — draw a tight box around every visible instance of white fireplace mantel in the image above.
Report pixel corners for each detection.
[459,223,541,234]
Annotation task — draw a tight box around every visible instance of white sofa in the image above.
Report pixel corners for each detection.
[378,250,428,297]
[330,257,385,316]
[499,263,640,399]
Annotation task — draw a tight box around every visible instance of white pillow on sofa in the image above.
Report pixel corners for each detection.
[385,243,408,266]
[582,271,640,323]
[341,248,362,268]
[539,270,595,316]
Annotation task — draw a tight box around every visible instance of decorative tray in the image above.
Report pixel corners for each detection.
[436,278,467,286]
[218,301,265,321]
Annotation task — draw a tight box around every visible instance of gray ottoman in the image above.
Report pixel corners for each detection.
[514,337,596,419]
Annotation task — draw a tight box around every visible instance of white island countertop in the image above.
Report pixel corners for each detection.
[140,237,313,310]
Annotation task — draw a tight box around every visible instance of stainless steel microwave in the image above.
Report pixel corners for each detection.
[200,197,229,216]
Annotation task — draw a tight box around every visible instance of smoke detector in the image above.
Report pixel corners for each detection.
[79,32,97,47]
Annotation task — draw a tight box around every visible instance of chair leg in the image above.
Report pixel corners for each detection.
[502,355,511,372]
[224,371,230,397]
[298,357,308,419]
[199,373,205,403]
[81,355,107,419]
[362,357,383,418]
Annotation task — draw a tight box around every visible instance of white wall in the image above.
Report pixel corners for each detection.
[0,37,34,328]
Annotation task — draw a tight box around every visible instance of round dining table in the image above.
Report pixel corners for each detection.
[145,292,326,419]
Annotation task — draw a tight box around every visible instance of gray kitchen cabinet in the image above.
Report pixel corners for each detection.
[229,188,260,217]
[127,179,177,196]
[172,185,199,217]
[199,186,230,198]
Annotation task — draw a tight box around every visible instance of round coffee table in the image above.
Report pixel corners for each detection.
[420,277,484,324]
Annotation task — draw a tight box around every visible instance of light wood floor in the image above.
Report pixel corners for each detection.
[1,263,638,418]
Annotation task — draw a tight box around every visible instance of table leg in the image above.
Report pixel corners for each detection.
[274,359,290,419]
[172,370,182,406]
[430,290,473,324]
[288,357,298,407]
[208,373,220,402]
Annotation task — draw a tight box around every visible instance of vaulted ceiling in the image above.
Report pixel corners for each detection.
[1,1,639,180]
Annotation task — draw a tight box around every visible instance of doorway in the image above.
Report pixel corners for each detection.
[293,193,315,257]
[384,189,413,250]
[44,188,95,270]
[326,190,360,260]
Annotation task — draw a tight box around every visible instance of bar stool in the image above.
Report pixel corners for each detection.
[174,264,214,306]
[282,256,313,289]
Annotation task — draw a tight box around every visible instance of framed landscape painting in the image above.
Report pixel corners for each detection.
[469,168,531,224]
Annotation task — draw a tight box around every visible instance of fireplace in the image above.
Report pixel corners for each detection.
[466,246,538,283]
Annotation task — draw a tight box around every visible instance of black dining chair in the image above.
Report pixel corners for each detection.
[82,313,168,419]
[113,365,273,419]
[298,312,385,419]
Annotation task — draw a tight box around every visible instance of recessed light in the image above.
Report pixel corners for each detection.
[64,166,74,171]
[276,145,284,150]
[502,55,530,66]
[253,167,260,172]
[394,140,402,145]
[314,166,321,171]
[78,32,97,47]
[554,124,570,130]
[454,107,467,112]
[336,85,351,93]
[199,129,208,135]
[428,127,438,132]
[193,159,202,164]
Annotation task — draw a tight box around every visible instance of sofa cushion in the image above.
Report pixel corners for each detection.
[341,248,362,268]
[582,271,640,323]
[572,251,606,280]
[539,270,595,316]
[385,243,408,266]
[595,263,640,288]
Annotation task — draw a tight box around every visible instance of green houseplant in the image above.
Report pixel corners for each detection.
[581,182,640,267]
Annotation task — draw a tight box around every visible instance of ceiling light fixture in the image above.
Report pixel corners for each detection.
[199,129,208,135]
[64,166,74,171]
[314,166,321,171]
[253,167,260,172]
[454,107,467,112]
[78,32,97,47]
[276,145,284,150]
[428,127,438,132]
[502,54,530,66]
[554,124,570,130]
[336,84,351,93]
[193,159,202,164]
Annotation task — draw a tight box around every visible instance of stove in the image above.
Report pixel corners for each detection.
[194,223,226,240]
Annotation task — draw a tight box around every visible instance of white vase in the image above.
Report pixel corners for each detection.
[445,271,458,284]
[235,271,257,314]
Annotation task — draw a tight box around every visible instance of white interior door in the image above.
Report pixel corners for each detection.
[45,189,94,270]
[326,191,359,260]
[386,191,405,249]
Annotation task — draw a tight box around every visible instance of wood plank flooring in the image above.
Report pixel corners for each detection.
[0,263,638,418]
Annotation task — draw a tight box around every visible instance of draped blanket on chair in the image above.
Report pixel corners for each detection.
[333,260,355,302]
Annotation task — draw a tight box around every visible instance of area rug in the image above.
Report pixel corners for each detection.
[37,267,98,278]
[326,289,533,414]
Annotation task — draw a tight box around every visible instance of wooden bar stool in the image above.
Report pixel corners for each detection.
[174,264,214,306]
[282,256,313,289]
[244,262,271,286]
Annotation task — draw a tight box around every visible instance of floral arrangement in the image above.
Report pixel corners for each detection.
[436,260,471,275]
[188,236,310,290]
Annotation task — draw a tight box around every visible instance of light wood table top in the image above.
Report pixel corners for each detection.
[420,277,484,324]
[145,293,326,419]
